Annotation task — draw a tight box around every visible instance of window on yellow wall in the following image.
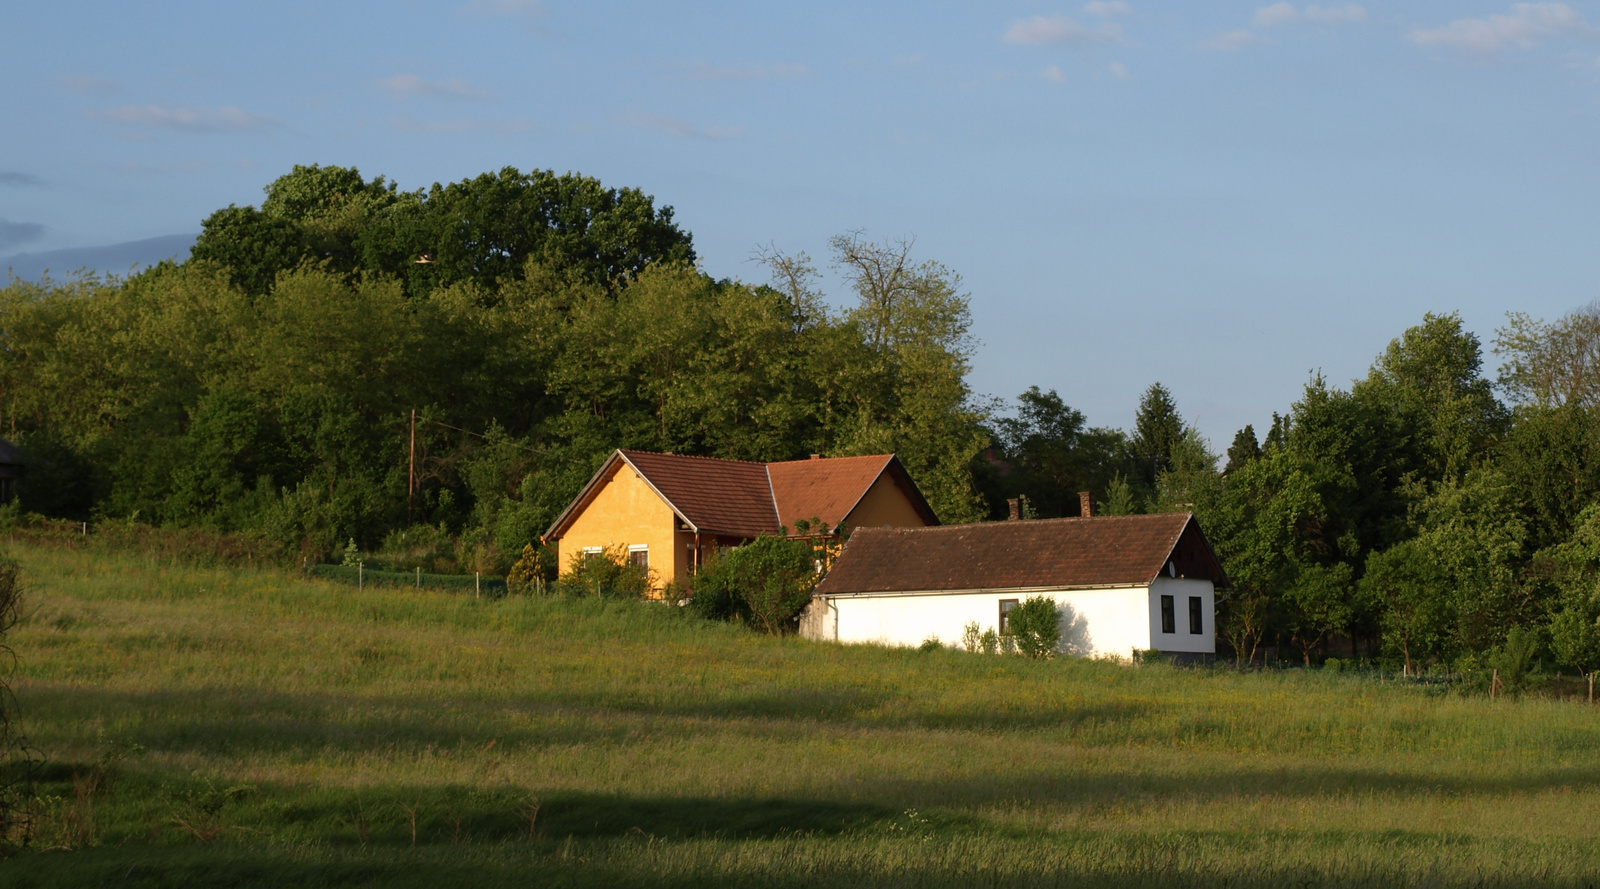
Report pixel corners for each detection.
[581,547,603,564]
[627,545,648,571]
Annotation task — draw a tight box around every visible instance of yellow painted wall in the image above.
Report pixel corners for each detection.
[556,465,684,593]
[843,473,931,529]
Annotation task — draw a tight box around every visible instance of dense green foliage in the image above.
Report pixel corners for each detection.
[12,162,1600,672]
[687,533,821,633]
[0,165,990,574]
[1008,595,1062,659]
[8,544,1600,885]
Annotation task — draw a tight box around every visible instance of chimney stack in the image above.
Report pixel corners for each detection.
[809,454,821,460]
[1079,491,1093,518]
[1007,498,1020,521]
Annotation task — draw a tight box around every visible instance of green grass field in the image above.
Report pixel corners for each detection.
[4,540,1600,887]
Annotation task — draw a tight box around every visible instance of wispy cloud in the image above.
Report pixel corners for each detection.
[1256,3,1365,27]
[1003,14,1122,46]
[0,172,42,187]
[1083,1,1131,17]
[1210,30,1263,50]
[1043,64,1069,83]
[618,111,746,141]
[0,219,46,252]
[114,159,210,174]
[1107,61,1131,78]
[671,61,812,81]
[390,114,535,134]
[1304,4,1366,23]
[378,74,493,101]
[58,75,118,95]
[464,0,542,17]
[85,104,282,133]
[1411,3,1595,54]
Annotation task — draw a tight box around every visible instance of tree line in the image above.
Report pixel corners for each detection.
[4,162,1600,676]
[0,164,987,575]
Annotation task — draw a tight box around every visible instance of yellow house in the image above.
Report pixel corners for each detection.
[544,449,939,593]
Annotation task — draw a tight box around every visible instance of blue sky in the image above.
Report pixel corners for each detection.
[5,2,1600,447]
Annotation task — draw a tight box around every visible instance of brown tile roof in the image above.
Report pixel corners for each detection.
[767,454,937,530]
[544,449,939,541]
[813,514,1229,595]
[619,450,778,537]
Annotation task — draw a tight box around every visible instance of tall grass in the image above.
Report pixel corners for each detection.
[5,542,1600,886]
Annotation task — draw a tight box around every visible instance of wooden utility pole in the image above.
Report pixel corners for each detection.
[408,408,417,525]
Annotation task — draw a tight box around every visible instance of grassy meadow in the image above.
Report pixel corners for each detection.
[3,540,1600,887]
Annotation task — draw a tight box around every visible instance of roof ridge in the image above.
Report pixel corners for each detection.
[857,513,1192,533]
[618,448,767,467]
[766,453,894,466]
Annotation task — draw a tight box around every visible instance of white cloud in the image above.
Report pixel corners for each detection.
[1256,3,1365,27]
[1003,14,1122,46]
[1210,30,1263,50]
[1255,3,1300,26]
[1411,3,1595,54]
[389,115,535,134]
[617,111,746,141]
[1108,61,1131,78]
[1043,64,1069,83]
[672,62,812,81]
[1083,1,1131,17]
[1304,4,1366,23]
[464,0,542,17]
[85,104,281,133]
[58,75,118,95]
[378,74,493,101]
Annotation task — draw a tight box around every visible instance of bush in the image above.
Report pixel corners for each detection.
[0,554,26,853]
[1010,596,1062,659]
[557,544,654,598]
[689,535,817,634]
[505,543,557,595]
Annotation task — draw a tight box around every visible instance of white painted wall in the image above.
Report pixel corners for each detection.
[1147,577,1215,654]
[813,581,1216,659]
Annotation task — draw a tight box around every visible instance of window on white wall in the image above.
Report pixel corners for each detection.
[1188,596,1202,634]
[1160,595,1175,634]
[998,599,1019,635]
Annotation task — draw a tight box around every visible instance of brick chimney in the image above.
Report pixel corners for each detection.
[809,454,821,460]
[1079,491,1093,518]
[1007,498,1020,521]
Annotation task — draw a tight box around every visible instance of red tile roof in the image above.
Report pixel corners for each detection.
[619,450,778,537]
[813,514,1229,595]
[544,450,938,540]
[767,454,938,530]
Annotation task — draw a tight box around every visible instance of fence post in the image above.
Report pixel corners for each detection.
[476,572,480,599]
[416,566,420,589]
[359,561,363,590]
[1491,668,1499,701]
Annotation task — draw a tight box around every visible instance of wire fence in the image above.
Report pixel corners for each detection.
[309,564,507,597]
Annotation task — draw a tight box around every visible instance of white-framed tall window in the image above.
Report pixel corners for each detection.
[627,544,648,571]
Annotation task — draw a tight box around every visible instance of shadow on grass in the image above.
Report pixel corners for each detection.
[17,682,1163,759]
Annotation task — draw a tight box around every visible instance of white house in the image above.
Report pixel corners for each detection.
[802,513,1229,661]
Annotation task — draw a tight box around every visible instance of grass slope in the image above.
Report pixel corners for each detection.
[4,542,1600,887]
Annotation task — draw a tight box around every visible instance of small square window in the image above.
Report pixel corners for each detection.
[998,599,1020,635]
[581,547,603,563]
[627,546,648,571]
[1188,596,1203,634]
[1160,594,1175,634]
